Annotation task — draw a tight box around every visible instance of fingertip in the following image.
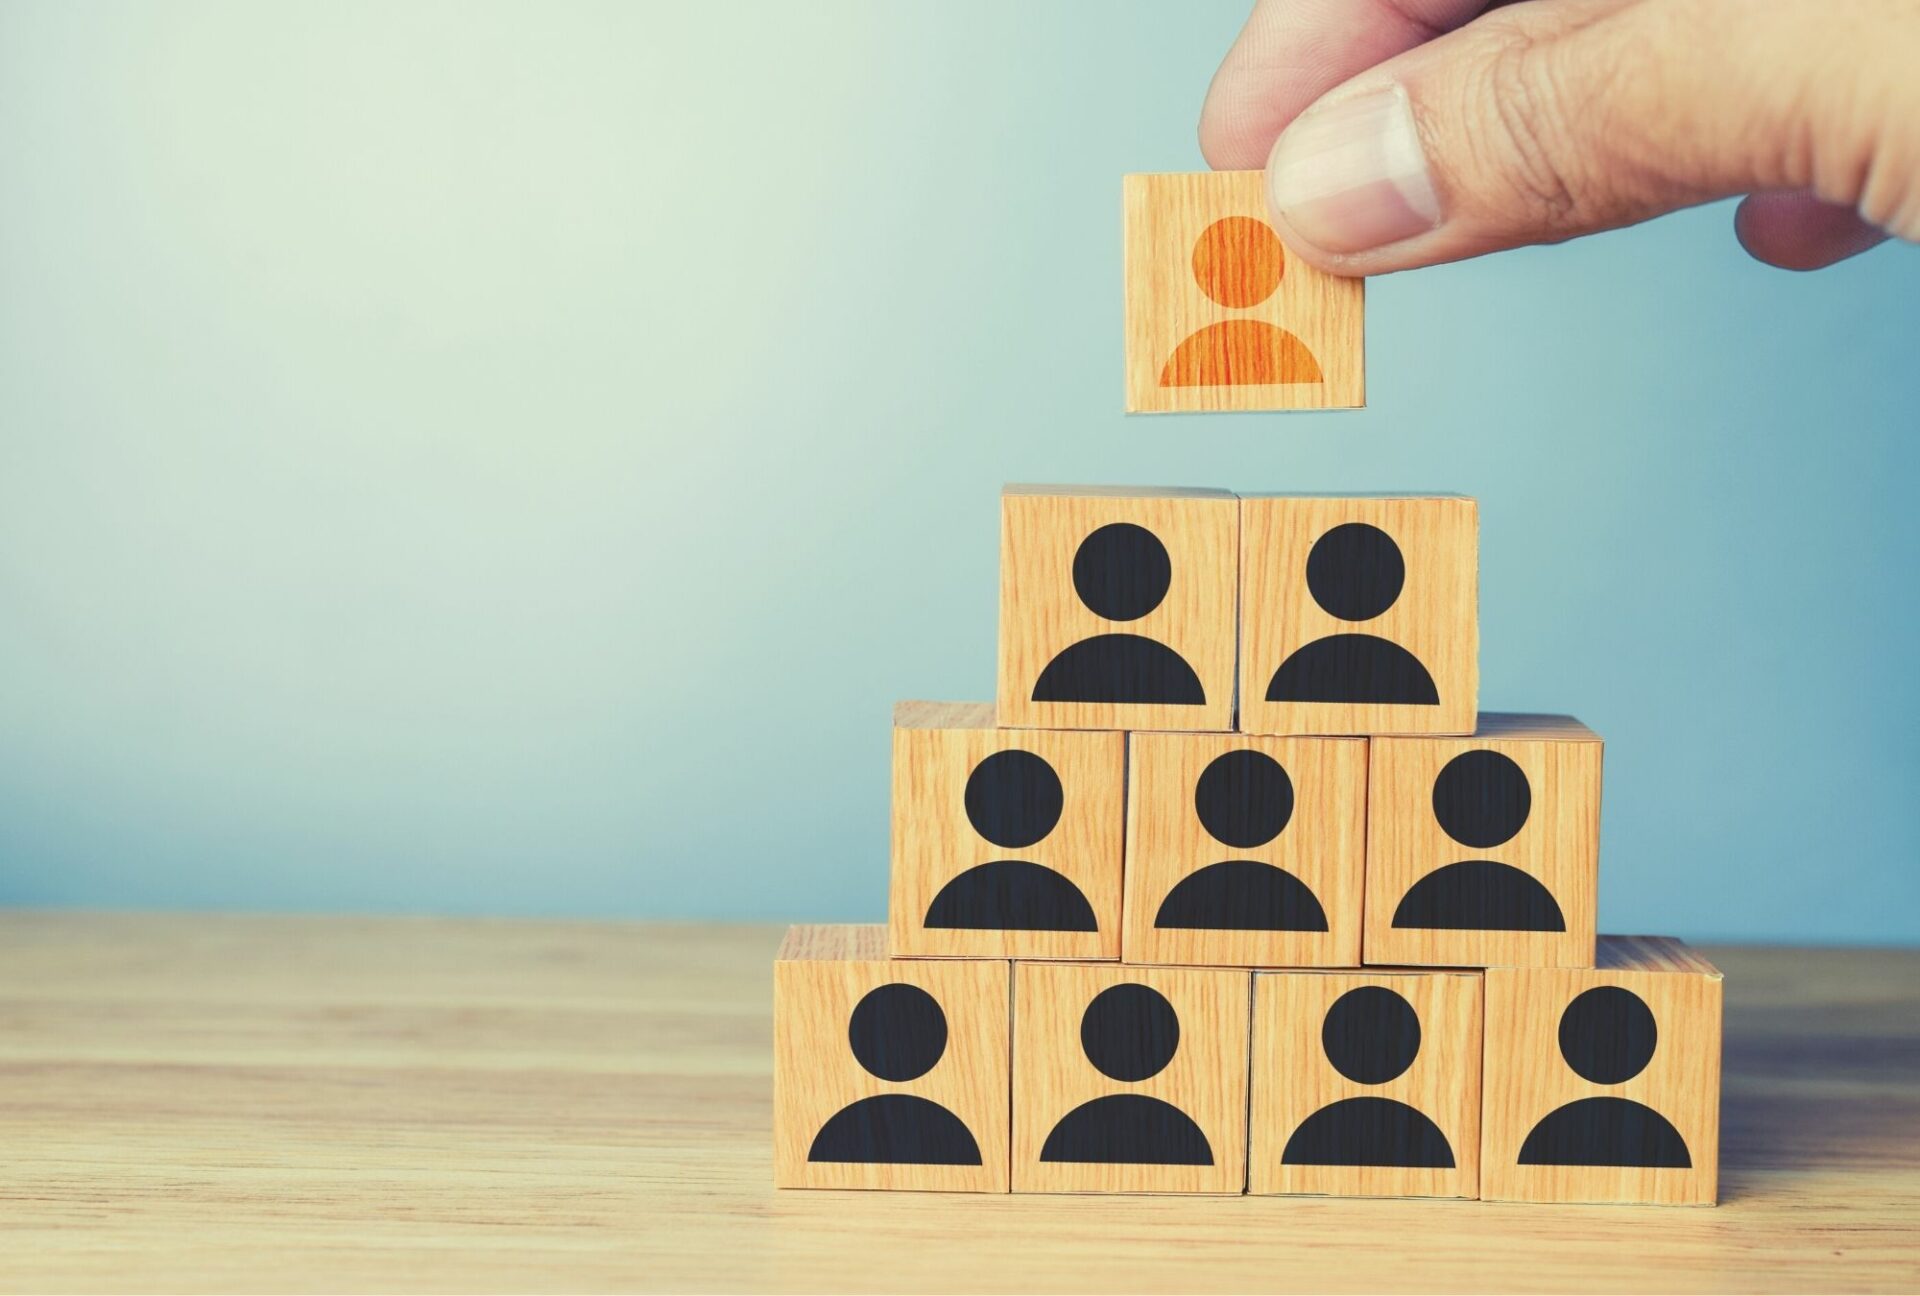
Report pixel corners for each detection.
[1197,0,1480,174]
[1197,95,1275,172]
[1734,190,1889,271]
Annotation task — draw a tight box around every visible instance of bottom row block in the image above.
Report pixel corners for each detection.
[772,927,1721,1204]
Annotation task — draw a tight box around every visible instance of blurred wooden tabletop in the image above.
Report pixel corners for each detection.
[0,914,1915,1294]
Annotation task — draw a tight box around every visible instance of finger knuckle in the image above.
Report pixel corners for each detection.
[1476,29,1591,229]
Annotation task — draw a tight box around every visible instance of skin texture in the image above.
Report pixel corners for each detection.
[1200,0,1920,272]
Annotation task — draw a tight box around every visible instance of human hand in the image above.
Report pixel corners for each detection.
[1199,0,1919,273]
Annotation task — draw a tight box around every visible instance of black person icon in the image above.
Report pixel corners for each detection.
[1030,522,1206,706]
[1281,986,1455,1168]
[922,749,1098,931]
[1266,522,1440,706]
[1518,986,1691,1168]
[808,983,984,1166]
[1153,749,1328,932]
[1392,749,1567,932]
[1040,983,1214,1166]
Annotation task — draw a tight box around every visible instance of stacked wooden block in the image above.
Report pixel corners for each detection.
[775,486,1722,1204]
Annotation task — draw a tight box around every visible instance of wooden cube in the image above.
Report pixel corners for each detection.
[997,485,1237,733]
[1239,494,1477,737]
[1248,970,1482,1198]
[773,925,1010,1191]
[890,701,1124,961]
[1482,936,1722,1205]
[1122,732,1367,968]
[1365,714,1602,969]
[1122,171,1364,413]
[1012,961,1249,1193]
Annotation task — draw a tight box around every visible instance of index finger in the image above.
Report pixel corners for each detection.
[1199,0,1494,169]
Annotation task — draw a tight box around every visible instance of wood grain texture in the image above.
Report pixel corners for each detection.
[1123,171,1364,412]
[774,925,1009,1191]
[890,703,1124,960]
[1482,937,1723,1206]
[1012,962,1250,1194]
[1365,715,1602,968]
[1239,494,1478,736]
[2,914,1916,1293]
[1122,732,1367,967]
[997,485,1238,733]
[1249,970,1482,1198]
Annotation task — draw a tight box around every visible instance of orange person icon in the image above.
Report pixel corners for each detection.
[1160,217,1322,388]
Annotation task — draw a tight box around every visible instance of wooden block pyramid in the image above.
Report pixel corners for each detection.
[772,177,1723,1206]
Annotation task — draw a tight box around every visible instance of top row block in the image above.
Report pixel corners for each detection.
[997,486,1478,736]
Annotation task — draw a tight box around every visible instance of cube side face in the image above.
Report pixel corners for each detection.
[1122,171,1364,413]
[996,490,1237,732]
[890,723,1125,960]
[1122,732,1366,967]
[1249,970,1482,1198]
[773,955,1011,1192]
[1364,734,1600,968]
[1239,495,1477,736]
[1012,962,1250,1193]
[1481,965,1721,1205]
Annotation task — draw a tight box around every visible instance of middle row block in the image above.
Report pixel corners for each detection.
[1123,731,1366,968]
[891,702,1602,967]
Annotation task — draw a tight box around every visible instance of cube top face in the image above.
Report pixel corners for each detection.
[892,700,996,730]
[1249,970,1482,1198]
[1481,938,1722,1205]
[997,486,1238,733]
[1012,962,1250,1193]
[778,923,888,961]
[1239,494,1478,736]
[1123,732,1367,968]
[1364,716,1602,969]
[773,927,1010,1192]
[890,707,1125,960]
[1122,172,1364,413]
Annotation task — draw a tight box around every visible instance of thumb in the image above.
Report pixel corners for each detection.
[1261,0,1920,273]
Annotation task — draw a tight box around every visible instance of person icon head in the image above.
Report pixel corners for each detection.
[1281,986,1455,1168]
[1307,522,1406,623]
[1153,749,1329,933]
[1432,748,1531,849]
[1391,748,1568,933]
[1267,523,1441,706]
[1081,982,1182,1082]
[1557,986,1658,1086]
[808,982,983,1166]
[1518,986,1692,1169]
[1161,217,1323,389]
[1040,982,1214,1165]
[847,983,949,1083]
[1031,523,1206,707]
[1195,748,1294,852]
[923,748,1097,933]
[1321,985,1423,1085]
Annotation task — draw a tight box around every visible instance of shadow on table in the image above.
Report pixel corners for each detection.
[1717,1025,1920,1203]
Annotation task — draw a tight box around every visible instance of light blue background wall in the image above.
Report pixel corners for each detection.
[2,1,1915,943]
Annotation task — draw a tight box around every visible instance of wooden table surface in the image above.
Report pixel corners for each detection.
[2,914,1915,1294]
